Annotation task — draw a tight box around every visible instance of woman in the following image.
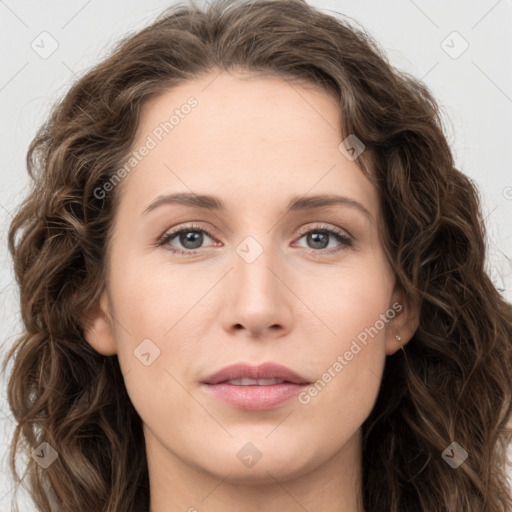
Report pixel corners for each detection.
[3,0,512,510]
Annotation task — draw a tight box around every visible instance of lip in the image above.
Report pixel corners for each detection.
[201,362,310,411]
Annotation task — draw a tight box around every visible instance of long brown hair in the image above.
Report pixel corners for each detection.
[3,0,512,510]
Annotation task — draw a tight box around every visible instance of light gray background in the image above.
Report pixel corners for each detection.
[1,0,511,510]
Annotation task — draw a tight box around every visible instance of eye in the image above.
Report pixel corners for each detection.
[156,223,353,256]
[294,224,353,256]
[156,223,218,256]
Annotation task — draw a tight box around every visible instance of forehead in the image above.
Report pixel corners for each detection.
[116,71,378,220]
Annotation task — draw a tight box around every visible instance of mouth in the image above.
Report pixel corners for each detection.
[201,362,310,411]
[220,377,291,385]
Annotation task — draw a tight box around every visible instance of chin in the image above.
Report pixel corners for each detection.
[194,441,315,483]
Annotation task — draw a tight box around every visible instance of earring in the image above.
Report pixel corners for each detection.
[396,332,405,352]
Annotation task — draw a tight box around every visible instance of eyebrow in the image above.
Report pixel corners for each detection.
[141,192,372,220]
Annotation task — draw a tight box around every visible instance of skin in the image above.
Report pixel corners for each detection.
[83,70,419,512]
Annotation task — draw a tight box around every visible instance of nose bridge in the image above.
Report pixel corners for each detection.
[232,231,279,301]
[223,229,290,335]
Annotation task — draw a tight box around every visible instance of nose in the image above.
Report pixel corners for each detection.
[220,241,293,340]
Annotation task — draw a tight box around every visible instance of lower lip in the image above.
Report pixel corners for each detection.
[202,382,308,411]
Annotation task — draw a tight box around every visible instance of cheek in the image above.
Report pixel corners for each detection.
[107,256,212,394]
[300,307,388,448]
[107,266,198,429]
[301,254,393,345]
[110,252,202,335]
[299,256,393,408]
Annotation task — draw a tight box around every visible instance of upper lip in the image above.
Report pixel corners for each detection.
[202,362,310,385]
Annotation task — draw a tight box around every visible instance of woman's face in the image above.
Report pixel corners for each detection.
[85,71,414,488]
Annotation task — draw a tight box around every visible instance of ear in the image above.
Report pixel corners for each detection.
[82,290,117,356]
[384,288,420,356]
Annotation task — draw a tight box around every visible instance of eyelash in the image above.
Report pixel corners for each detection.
[155,223,353,257]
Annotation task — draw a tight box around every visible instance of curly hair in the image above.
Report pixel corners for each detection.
[3,0,512,510]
